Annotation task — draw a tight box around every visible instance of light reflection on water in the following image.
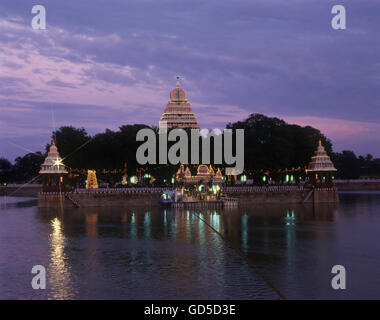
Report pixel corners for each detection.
[48,217,75,300]
[1,192,380,299]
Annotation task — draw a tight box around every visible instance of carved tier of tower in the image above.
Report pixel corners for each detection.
[159,79,200,131]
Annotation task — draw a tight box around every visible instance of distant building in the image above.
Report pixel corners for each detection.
[306,140,337,186]
[39,140,69,192]
[86,170,98,189]
[176,164,224,185]
[159,78,200,132]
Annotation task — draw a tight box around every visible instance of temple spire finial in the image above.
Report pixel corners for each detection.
[51,130,57,146]
[318,139,322,147]
[176,76,180,88]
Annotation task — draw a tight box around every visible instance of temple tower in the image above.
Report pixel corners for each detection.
[86,170,99,189]
[306,140,337,187]
[39,140,70,192]
[159,78,200,132]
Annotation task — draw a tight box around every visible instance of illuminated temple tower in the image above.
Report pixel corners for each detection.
[86,170,99,189]
[159,78,200,132]
[39,140,69,192]
[306,140,337,187]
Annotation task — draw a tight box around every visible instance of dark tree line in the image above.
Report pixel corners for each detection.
[1,114,379,184]
[226,114,333,171]
[0,153,44,184]
[332,152,380,179]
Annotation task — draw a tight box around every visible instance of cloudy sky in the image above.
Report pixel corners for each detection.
[0,0,379,161]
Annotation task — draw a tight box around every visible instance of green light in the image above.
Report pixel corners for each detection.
[262,176,267,182]
[211,185,220,194]
[286,174,289,182]
[171,177,175,184]
[240,175,247,182]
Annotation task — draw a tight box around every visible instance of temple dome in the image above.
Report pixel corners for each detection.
[170,88,186,101]
[170,79,187,101]
[197,164,210,176]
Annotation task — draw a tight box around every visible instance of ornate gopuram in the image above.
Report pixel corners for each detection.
[159,78,200,132]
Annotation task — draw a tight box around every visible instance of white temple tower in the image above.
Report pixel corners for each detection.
[39,140,69,192]
[306,140,337,187]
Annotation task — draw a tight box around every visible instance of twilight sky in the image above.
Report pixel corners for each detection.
[0,0,379,161]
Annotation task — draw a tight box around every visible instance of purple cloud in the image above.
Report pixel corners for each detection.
[0,0,379,161]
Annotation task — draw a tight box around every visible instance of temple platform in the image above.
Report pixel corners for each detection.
[37,187,339,208]
[171,198,238,209]
[223,186,339,204]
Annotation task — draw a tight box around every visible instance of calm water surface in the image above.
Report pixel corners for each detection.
[0,191,379,300]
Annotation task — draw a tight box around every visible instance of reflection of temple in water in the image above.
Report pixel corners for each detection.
[85,212,98,237]
[38,201,338,242]
[37,201,338,299]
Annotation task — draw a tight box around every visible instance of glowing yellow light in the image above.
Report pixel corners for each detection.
[53,158,63,168]
[49,217,74,299]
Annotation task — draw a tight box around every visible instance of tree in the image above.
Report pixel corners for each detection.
[12,152,44,183]
[332,151,380,179]
[53,126,91,170]
[226,113,332,171]
[332,151,361,179]
[0,158,12,183]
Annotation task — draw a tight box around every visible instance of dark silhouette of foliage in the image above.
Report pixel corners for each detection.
[11,152,44,183]
[227,113,332,171]
[2,114,380,183]
[0,158,13,183]
[332,151,380,179]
